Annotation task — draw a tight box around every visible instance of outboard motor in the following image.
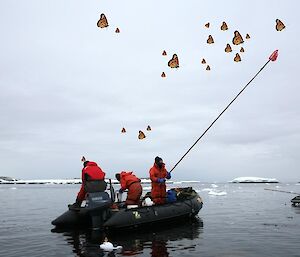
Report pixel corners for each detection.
[85,180,112,229]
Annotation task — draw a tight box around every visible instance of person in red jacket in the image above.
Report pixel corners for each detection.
[71,157,106,208]
[149,156,171,205]
[115,171,142,205]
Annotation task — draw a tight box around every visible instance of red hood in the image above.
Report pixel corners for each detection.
[120,171,133,177]
[86,161,98,167]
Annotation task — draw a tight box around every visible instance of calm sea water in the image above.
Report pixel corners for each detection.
[1,182,300,257]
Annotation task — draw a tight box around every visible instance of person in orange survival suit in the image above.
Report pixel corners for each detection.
[115,171,143,205]
[149,156,171,205]
[71,156,106,208]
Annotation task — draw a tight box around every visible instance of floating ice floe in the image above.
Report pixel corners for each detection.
[200,188,227,196]
[208,190,227,196]
[173,180,201,184]
[201,188,212,192]
[230,177,279,183]
[211,184,218,188]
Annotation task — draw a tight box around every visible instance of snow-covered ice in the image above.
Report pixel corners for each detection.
[230,177,279,183]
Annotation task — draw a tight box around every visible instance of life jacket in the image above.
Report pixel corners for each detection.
[77,161,105,201]
[82,161,105,182]
[120,171,141,191]
[149,163,167,182]
[149,163,168,204]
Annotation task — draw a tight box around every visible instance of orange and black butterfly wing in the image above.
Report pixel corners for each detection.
[234,53,241,62]
[168,54,179,68]
[168,59,174,68]
[225,44,232,53]
[207,35,214,44]
[174,54,179,67]
[221,22,228,31]
[97,13,109,28]
[276,19,285,31]
[138,131,146,139]
[232,31,244,45]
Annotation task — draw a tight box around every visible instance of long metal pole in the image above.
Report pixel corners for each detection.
[170,50,278,173]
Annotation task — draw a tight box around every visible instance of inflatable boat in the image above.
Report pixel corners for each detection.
[291,195,300,206]
[51,182,203,230]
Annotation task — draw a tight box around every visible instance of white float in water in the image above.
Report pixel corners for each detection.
[100,238,122,252]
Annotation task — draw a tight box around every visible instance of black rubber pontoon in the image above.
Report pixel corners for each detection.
[51,187,203,230]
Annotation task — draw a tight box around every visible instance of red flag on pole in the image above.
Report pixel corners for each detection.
[269,50,279,61]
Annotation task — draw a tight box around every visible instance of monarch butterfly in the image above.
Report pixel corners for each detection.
[168,54,179,68]
[162,50,167,56]
[161,72,166,78]
[276,19,285,31]
[206,65,211,71]
[207,35,214,44]
[97,13,109,28]
[138,130,146,140]
[205,22,210,28]
[201,58,206,64]
[234,53,241,62]
[115,27,120,33]
[121,127,126,133]
[225,44,232,53]
[220,21,228,31]
[240,47,245,53]
[246,33,250,39]
[147,125,151,131]
[232,31,244,45]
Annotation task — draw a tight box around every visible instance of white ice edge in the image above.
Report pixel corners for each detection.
[229,177,279,183]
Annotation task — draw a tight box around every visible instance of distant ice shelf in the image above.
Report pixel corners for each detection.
[0,177,174,185]
[230,177,279,183]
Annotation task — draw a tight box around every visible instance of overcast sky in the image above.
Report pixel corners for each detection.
[0,0,299,182]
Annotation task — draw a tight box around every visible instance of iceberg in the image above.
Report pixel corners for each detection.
[230,177,279,183]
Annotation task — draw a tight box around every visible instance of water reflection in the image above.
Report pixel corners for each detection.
[291,206,300,215]
[52,218,203,257]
